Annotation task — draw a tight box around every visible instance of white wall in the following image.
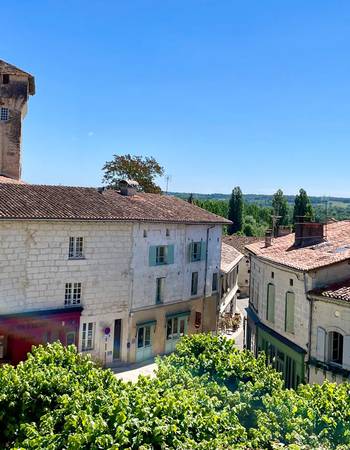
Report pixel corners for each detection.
[130,223,222,310]
[0,220,133,363]
[250,256,310,350]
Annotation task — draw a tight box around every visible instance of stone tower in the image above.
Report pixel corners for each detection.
[0,60,35,180]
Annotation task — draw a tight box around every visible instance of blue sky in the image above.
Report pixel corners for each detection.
[2,1,350,196]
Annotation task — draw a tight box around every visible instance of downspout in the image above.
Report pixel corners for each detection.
[304,272,313,383]
[203,225,215,332]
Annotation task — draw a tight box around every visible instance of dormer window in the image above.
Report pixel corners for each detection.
[0,107,9,121]
[2,74,9,84]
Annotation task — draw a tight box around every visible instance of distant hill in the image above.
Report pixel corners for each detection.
[170,192,350,207]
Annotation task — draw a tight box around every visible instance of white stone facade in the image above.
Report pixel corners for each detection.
[0,219,223,365]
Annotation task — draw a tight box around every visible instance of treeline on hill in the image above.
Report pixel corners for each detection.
[189,187,349,237]
[1,336,349,449]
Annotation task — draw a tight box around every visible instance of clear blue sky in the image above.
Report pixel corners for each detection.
[2,1,350,196]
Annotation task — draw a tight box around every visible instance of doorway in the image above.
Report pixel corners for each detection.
[113,319,122,360]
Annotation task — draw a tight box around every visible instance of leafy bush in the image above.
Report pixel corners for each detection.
[0,336,349,449]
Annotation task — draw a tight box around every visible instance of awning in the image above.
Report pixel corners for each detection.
[136,320,157,328]
[165,310,191,320]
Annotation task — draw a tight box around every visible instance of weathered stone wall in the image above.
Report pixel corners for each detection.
[0,74,30,179]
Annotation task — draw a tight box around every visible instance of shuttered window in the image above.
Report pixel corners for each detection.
[149,245,174,266]
[285,292,295,333]
[266,283,275,323]
[316,327,326,362]
[189,241,206,262]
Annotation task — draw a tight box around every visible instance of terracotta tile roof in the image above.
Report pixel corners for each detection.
[245,221,350,271]
[0,59,35,95]
[0,183,230,224]
[0,176,26,184]
[309,279,350,303]
[223,235,262,254]
[220,242,243,273]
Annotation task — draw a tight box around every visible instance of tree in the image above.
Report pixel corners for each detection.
[102,154,164,193]
[293,188,314,223]
[272,189,290,231]
[228,186,243,234]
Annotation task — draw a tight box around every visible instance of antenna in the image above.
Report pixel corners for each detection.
[165,174,172,194]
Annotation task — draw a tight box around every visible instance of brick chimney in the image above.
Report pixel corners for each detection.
[294,222,324,247]
[119,179,139,196]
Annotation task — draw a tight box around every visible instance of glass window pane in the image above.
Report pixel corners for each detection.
[145,326,151,347]
[166,319,172,339]
[137,327,144,348]
[172,317,178,334]
[179,319,185,336]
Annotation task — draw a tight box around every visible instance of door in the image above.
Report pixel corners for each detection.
[136,325,154,362]
[113,319,122,360]
[165,316,187,354]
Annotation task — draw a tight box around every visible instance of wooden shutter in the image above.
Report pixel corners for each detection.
[267,284,275,323]
[316,327,326,362]
[149,246,157,266]
[200,241,207,261]
[343,335,350,369]
[285,292,295,333]
[188,242,193,262]
[167,245,174,264]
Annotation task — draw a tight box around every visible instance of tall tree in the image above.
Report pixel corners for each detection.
[293,188,314,223]
[272,189,289,226]
[102,154,164,193]
[228,186,243,234]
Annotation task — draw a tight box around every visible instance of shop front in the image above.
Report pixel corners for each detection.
[0,307,82,364]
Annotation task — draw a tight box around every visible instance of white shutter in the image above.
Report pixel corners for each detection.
[316,327,326,362]
[343,335,350,369]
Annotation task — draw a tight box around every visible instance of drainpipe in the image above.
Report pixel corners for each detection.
[304,272,313,383]
[203,225,215,332]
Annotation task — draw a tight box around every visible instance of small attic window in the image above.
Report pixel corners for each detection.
[2,74,9,84]
[0,107,9,121]
[166,229,170,237]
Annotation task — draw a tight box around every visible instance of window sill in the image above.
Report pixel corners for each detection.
[68,257,86,261]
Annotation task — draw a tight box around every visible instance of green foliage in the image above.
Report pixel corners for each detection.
[228,186,244,234]
[1,337,349,449]
[102,154,164,193]
[293,188,315,223]
[272,189,290,226]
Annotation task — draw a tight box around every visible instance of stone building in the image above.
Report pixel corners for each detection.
[0,60,35,180]
[245,221,350,387]
[219,242,242,315]
[0,183,228,365]
[223,235,261,297]
[0,59,233,365]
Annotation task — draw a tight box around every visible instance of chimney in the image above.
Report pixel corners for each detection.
[265,229,273,247]
[119,179,139,196]
[294,221,324,248]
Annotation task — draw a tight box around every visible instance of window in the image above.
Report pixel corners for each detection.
[166,228,170,237]
[156,277,165,304]
[2,74,9,84]
[66,331,76,346]
[65,282,82,305]
[271,272,274,279]
[329,331,343,365]
[190,242,202,262]
[212,272,218,292]
[82,322,94,350]
[69,237,84,258]
[285,292,295,333]
[266,283,275,323]
[289,279,293,286]
[143,230,147,238]
[0,107,9,121]
[191,272,198,296]
[156,246,167,264]
[149,245,174,266]
[137,325,151,348]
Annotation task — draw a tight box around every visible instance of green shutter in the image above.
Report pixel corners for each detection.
[188,242,193,262]
[149,246,157,266]
[167,244,174,264]
[267,284,275,323]
[200,241,207,261]
[285,292,295,333]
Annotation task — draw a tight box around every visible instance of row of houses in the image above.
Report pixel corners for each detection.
[0,58,243,366]
[245,221,350,387]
